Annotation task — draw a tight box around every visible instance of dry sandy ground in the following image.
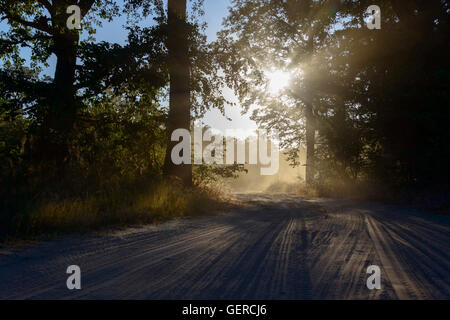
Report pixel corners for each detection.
[0,193,449,299]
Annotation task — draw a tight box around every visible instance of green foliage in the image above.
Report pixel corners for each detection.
[193,163,247,188]
[0,0,243,240]
[215,0,450,194]
[4,0,448,240]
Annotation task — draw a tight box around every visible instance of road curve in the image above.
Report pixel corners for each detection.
[0,193,449,299]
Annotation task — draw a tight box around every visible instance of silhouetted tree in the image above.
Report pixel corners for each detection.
[0,0,118,168]
[214,0,342,184]
[163,0,192,185]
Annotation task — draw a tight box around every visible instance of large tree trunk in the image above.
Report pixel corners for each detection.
[38,8,79,170]
[304,103,315,184]
[163,0,192,186]
[52,33,79,133]
[303,35,316,185]
[38,30,79,168]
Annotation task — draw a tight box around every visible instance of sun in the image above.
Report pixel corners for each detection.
[266,70,291,94]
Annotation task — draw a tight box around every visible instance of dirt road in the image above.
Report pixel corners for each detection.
[1,193,449,299]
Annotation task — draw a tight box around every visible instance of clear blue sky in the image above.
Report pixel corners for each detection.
[0,0,257,135]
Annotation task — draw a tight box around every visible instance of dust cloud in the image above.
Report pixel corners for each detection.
[224,147,306,193]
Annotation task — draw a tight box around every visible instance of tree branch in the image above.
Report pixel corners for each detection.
[0,33,51,46]
[78,0,97,17]
[36,0,54,15]
[0,7,54,35]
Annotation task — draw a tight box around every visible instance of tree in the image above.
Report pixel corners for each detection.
[0,0,118,167]
[337,0,450,187]
[214,0,342,184]
[125,0,235,186]
[216,0,450,192]
[163,0,192,185]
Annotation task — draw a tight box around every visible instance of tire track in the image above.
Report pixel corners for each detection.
[364,215,423,299]
[1,193,449,300]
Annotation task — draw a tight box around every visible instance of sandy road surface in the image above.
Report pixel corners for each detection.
[0,193,449,299]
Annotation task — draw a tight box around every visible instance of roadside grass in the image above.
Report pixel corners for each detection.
[266,179,401,200]
[0,181,229,244]
[266,180,450,216]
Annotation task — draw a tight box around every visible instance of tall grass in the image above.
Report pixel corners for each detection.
[1,181,227,243]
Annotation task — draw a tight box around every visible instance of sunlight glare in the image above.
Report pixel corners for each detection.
[266,70,291,94]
